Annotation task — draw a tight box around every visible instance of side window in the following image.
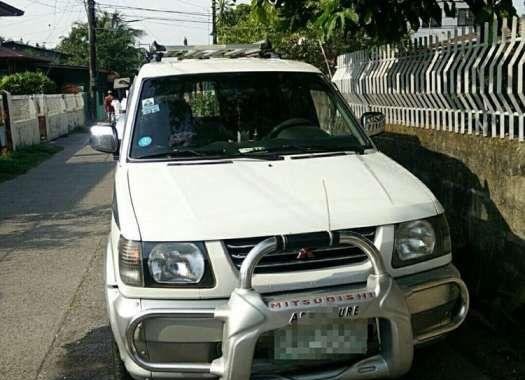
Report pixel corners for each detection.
[310,89,348,136]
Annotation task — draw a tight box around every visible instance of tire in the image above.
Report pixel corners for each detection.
[112,339,134,380]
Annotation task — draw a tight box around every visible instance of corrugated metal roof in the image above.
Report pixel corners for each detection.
[0,47,49,61]
[0,1,24,17]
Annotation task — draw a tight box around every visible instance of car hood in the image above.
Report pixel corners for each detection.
[127,152,439,241]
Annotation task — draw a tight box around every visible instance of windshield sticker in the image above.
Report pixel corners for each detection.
[142,98,160,115]
[142,98,155,108]
[142,104,160,115]
[239,147,265,154]
[138,136,152,147]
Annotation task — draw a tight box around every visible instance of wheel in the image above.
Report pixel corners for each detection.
[112,339,134,380]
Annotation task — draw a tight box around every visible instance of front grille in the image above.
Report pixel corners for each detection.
[224,227,376,273]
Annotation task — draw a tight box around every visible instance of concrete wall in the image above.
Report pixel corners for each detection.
[8,95,40,150]
[375,125,525,325]
[0,94,6,148]
[5,92,85,150]
[37,94,68,141]
[64,93,85,130]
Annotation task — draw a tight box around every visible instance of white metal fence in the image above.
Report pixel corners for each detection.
[333,17,525,141]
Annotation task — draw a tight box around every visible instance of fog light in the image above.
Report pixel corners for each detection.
[407,281,468,343]
[407,282,460,315]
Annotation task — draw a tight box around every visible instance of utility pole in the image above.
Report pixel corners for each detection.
[86,0,97,121]
[211,0,217,44]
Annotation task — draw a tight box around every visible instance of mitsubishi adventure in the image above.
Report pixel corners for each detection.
[90,42,469,380]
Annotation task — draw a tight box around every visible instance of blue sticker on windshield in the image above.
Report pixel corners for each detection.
[138,136,152,147]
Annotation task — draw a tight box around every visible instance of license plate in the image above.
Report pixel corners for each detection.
[273,315,368,360]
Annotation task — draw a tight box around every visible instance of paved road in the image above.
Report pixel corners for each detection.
[0,132,508,380]
[0,132,114,380]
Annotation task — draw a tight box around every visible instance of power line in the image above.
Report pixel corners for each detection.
[127,19,210,31]
[25,0,79,9]
[169,0,209,11]
[97,3,210,17]
[44,0,71,44]
[121,15,212,25]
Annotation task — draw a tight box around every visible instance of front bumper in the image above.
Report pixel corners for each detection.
[107,233,468,380]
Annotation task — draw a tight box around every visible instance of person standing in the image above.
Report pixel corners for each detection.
[104,90,115,123]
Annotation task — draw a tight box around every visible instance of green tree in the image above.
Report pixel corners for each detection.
[217,3,353,74]
[219,1,517,73]
[217,0,237,22]
[218,3,279,44]
[57,12,144,78]
[254,0,516,44]
[0,72,56,95]
[463,0,516,25]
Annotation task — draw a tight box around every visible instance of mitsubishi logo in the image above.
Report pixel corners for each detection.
[296,248,315,260]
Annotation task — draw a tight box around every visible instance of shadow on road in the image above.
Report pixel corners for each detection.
[0,205,110,252]
[0,133,115,221]
[53,325,113,380]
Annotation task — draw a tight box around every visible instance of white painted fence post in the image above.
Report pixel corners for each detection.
[333,19,525,142]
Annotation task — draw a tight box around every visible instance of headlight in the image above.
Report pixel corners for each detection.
[393,214,451,268]
[118,238,214,287]
[145,242,209,285]
[396,219,436,260]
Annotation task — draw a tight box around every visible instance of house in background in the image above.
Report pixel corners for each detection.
[0,46,49,75]
[413,1,475,40]
[0,1,24,147]
[0,40,107,93]
[0,40,69,64]
[0,40,116,119]
[0,1,23,17]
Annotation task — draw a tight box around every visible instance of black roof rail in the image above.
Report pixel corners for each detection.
[147,40,277,62]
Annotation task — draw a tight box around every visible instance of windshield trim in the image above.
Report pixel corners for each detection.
[125,71,375,163]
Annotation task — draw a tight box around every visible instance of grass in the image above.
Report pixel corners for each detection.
[0,144,63,183]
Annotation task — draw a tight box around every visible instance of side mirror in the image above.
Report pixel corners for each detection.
[90,123,119,154]
[361,112,385,137]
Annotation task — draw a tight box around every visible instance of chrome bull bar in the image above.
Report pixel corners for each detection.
[125,231,417,379]
[240,231,387,290]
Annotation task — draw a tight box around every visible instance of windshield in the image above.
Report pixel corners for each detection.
[130,72,371,160]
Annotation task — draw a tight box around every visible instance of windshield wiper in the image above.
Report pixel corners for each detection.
[242,144,365,155]
[229,152,284,161]
[136,149,207,159]
[301,144,365,155]
[137,149,283,161]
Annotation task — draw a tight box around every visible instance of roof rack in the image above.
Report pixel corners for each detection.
[147,40,277,62]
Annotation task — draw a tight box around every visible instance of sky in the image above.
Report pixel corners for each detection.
[0,0,221,48]
[0,0,525,49]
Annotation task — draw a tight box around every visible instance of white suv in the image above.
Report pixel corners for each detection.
[90,43,469,380]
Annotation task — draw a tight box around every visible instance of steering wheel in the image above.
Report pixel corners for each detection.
[266,118,316,139]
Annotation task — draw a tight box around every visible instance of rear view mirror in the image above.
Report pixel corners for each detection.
[90,123,119,154]
[361,112,385,137]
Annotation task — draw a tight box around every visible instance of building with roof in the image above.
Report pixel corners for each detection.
[0,46,49,74]
[413,1,475,39]
[1,41,69,64]
[0,40,116,119]
[0,40,113,94]
[0,1,23,17]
